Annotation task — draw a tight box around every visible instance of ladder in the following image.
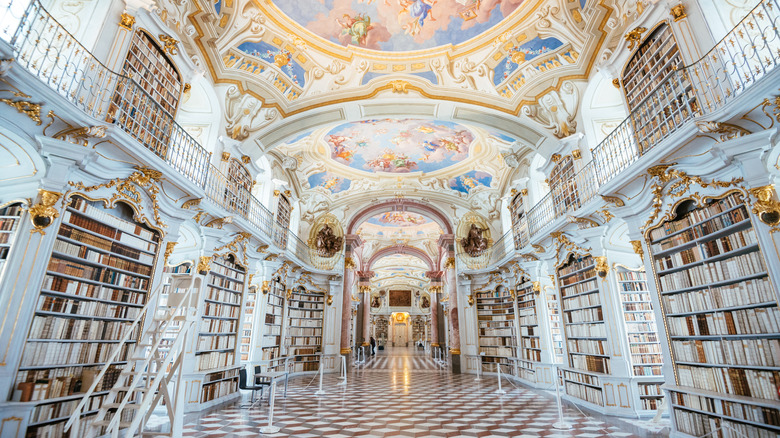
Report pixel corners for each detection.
[64,272,203,438]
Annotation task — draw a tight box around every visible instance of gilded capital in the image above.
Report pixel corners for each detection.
[344,256,356,270]
[29,190,63,234]
[630,240,644,259]
[119,12,135,29]
[197,256,212,273]
[164,242,177,263]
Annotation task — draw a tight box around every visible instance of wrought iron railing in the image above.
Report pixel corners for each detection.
[0,0,341,271]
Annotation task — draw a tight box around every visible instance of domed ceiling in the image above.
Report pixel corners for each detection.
[272,0,524,51]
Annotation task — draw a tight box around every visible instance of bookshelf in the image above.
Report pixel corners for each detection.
[121,31,181,117]
[262,278,285,368]
[516,277,538,382]
[13,196,159,437]
[285,286,324,373]
[546,291,565,364]
[412,317,426,344]
[197,254,244,404]
[0,202,24,276]
[647,192,780,437]
[375,316,389,346]
[558,254,608,407]
[476,287,516,369]
[158,263,193,362]
[622,24,696,152]
[240,284,257,363]
[616,266,665,412]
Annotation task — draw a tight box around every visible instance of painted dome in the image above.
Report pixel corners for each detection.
[271,0,524,52]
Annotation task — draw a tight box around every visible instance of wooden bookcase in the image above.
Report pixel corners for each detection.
[476,287,516,369]
[516,278,538,382]
[558,254,610,407]
[285,287,324,373]
[0,202,24,276]
[262,279,285,367]
[616,266,665,412]
[197,254,244,404]
[647,193,780,436]
[14,196,159,437]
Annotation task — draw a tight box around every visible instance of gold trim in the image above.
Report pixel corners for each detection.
[164,241,177,263]
[670,4,687,21]
[197,256,212,273]
[158,34,179,55]
[594,256,609,278]
[340,348,352,354]
[0,98,42,125]
[29,189,62,234]
[630,240,644,259]
[449,348,461,354]
[624,27,647,50]
[119,13,135,29]
[750,185,780,231]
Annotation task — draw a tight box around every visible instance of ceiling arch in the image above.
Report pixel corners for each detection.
[347,198,453,235]
[366,245,435,272]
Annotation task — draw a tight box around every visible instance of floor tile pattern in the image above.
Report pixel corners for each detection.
[172,349,668,438]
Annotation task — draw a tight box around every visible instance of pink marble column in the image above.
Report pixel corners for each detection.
[446,263,460,353]
[362,287,371,346]
[340,258,356,354]
[429,287,439,348]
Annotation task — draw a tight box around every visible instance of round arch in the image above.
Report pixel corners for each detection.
[366,244,435,272]
[346,199,453,235]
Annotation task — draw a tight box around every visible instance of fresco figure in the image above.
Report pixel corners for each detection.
[400,0,436,36]
[337,13,374,46]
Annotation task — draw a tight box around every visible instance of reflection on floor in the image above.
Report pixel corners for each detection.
[176,347,670,437]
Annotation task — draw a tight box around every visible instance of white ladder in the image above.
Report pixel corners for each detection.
[64,272,202,438]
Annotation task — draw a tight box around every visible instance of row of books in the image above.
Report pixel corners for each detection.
[563,307,603,324]
[624,312,654,322]
[43,275,146,305]
[204,368,239,383]
[64,211,156,253]
[662,277,774,314]
[562,291,601,310]
[567,339,607,355]
[48,257,150,290]
[565,382,604,406]
[29,392,106,425]
[288,327,322,337]
[27,416,93,438]
[264,325,282,336]
[634,365,663,376]
[558,257,593,277]
[672,390,780,426]
[618,282,647,293]
[565,321,606,338]
[621,292,651,303]
[267,293,284,307]
[522,337,540,348]
[478,319,513,328]
[197,351,235,371]
[286,337,321,346]
[263,336,281,348]
[623,302,652,312]
[616,271,645,282]
[200,318,237,333]
[656,227,756,271]
[658,251,766,292]
[520,326,538,337]
[202,379,238,403]
[678,364,780,400]
[38,294,141,320]
[522,349,541,361]
[53,244,152,278]
[288,309,323,319]
[631,353,663,364]
[571,355,610,374]
[673,408,778,438]
[626,321,656,332]
[478,314,515,322]
[59,225,153,263]
[197,335,236,351]
[639,383,663,396]
[289,294,325,303]
[625,42,677,87]
[289,300,324,309]
[560,270,596,288]
[265,313,282,325]
[479,346,514,357]
[668,306,780,336]
[563,369,600,386]
[479,327,513,337]
[20,341,132,367]
[478,307,514,315]
[206,286,242,305]
[628,332,659,343]
[630,342,662,353]
[211,262,245,281]
[69,197,157,241]
[672,338,780,367]
[203,302,240,319]
[518,314,537,326]
[649,195,743,241]
[0,233,13,245]
[208,274,244,292]
[479,337,515,347]
[29,315,137,341]
[0,204,23,217]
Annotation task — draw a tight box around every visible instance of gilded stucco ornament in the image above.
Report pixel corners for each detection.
[532,244,545,253]
[205,216,232,229]
[444,257,456,269]
[119,13,135,29]
[158,34,179,55]
[625,27,647,50]
[29,190,62,233]
[594,256,609,278]
[164,242,177,263]
[261,281,270,295]
[53,125,108,147]
[630,240,644,259]
[643,165,744,230]
[344,256,356,270]
[467,294,474,306]
[532,281,541,295]
[389,80,410,93]
[601,195,625,207]
[521,81,579,139]
[326,294,333,305]
[670,4,687,21]
[69,166,167,232]
[0,98,42,125]
[182,198,201,209]
[695,121,751,142]
[197,256,212,274]
[750,185,780,230]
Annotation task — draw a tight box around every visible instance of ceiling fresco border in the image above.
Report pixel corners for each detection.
[185,0,615,120]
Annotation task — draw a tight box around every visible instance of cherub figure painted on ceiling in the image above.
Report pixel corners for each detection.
[337,13,374,46]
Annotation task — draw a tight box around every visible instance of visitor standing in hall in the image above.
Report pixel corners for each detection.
[370,337,376,356]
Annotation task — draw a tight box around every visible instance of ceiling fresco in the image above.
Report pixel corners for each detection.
[307,171,352,194]
[271,0,525,51]
[449,170,492,194]
[367,212,432,227]
[325,118,474,174]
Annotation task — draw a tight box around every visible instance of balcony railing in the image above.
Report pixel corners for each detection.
[0,0,340,271]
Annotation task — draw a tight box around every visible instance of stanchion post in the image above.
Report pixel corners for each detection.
[259,381,281,434]
[315,356,325,396]
[496,362,506,394]
[338,355,347,385]
[552,366,572,430]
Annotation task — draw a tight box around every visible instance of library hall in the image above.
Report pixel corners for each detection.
[0,0,778,437]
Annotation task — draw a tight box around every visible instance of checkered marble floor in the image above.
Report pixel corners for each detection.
[172,348,668,438]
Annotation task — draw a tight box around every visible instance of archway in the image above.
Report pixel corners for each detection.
[347,198,453,236]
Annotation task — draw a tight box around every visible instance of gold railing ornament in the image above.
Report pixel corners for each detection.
[29,190,62,234]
